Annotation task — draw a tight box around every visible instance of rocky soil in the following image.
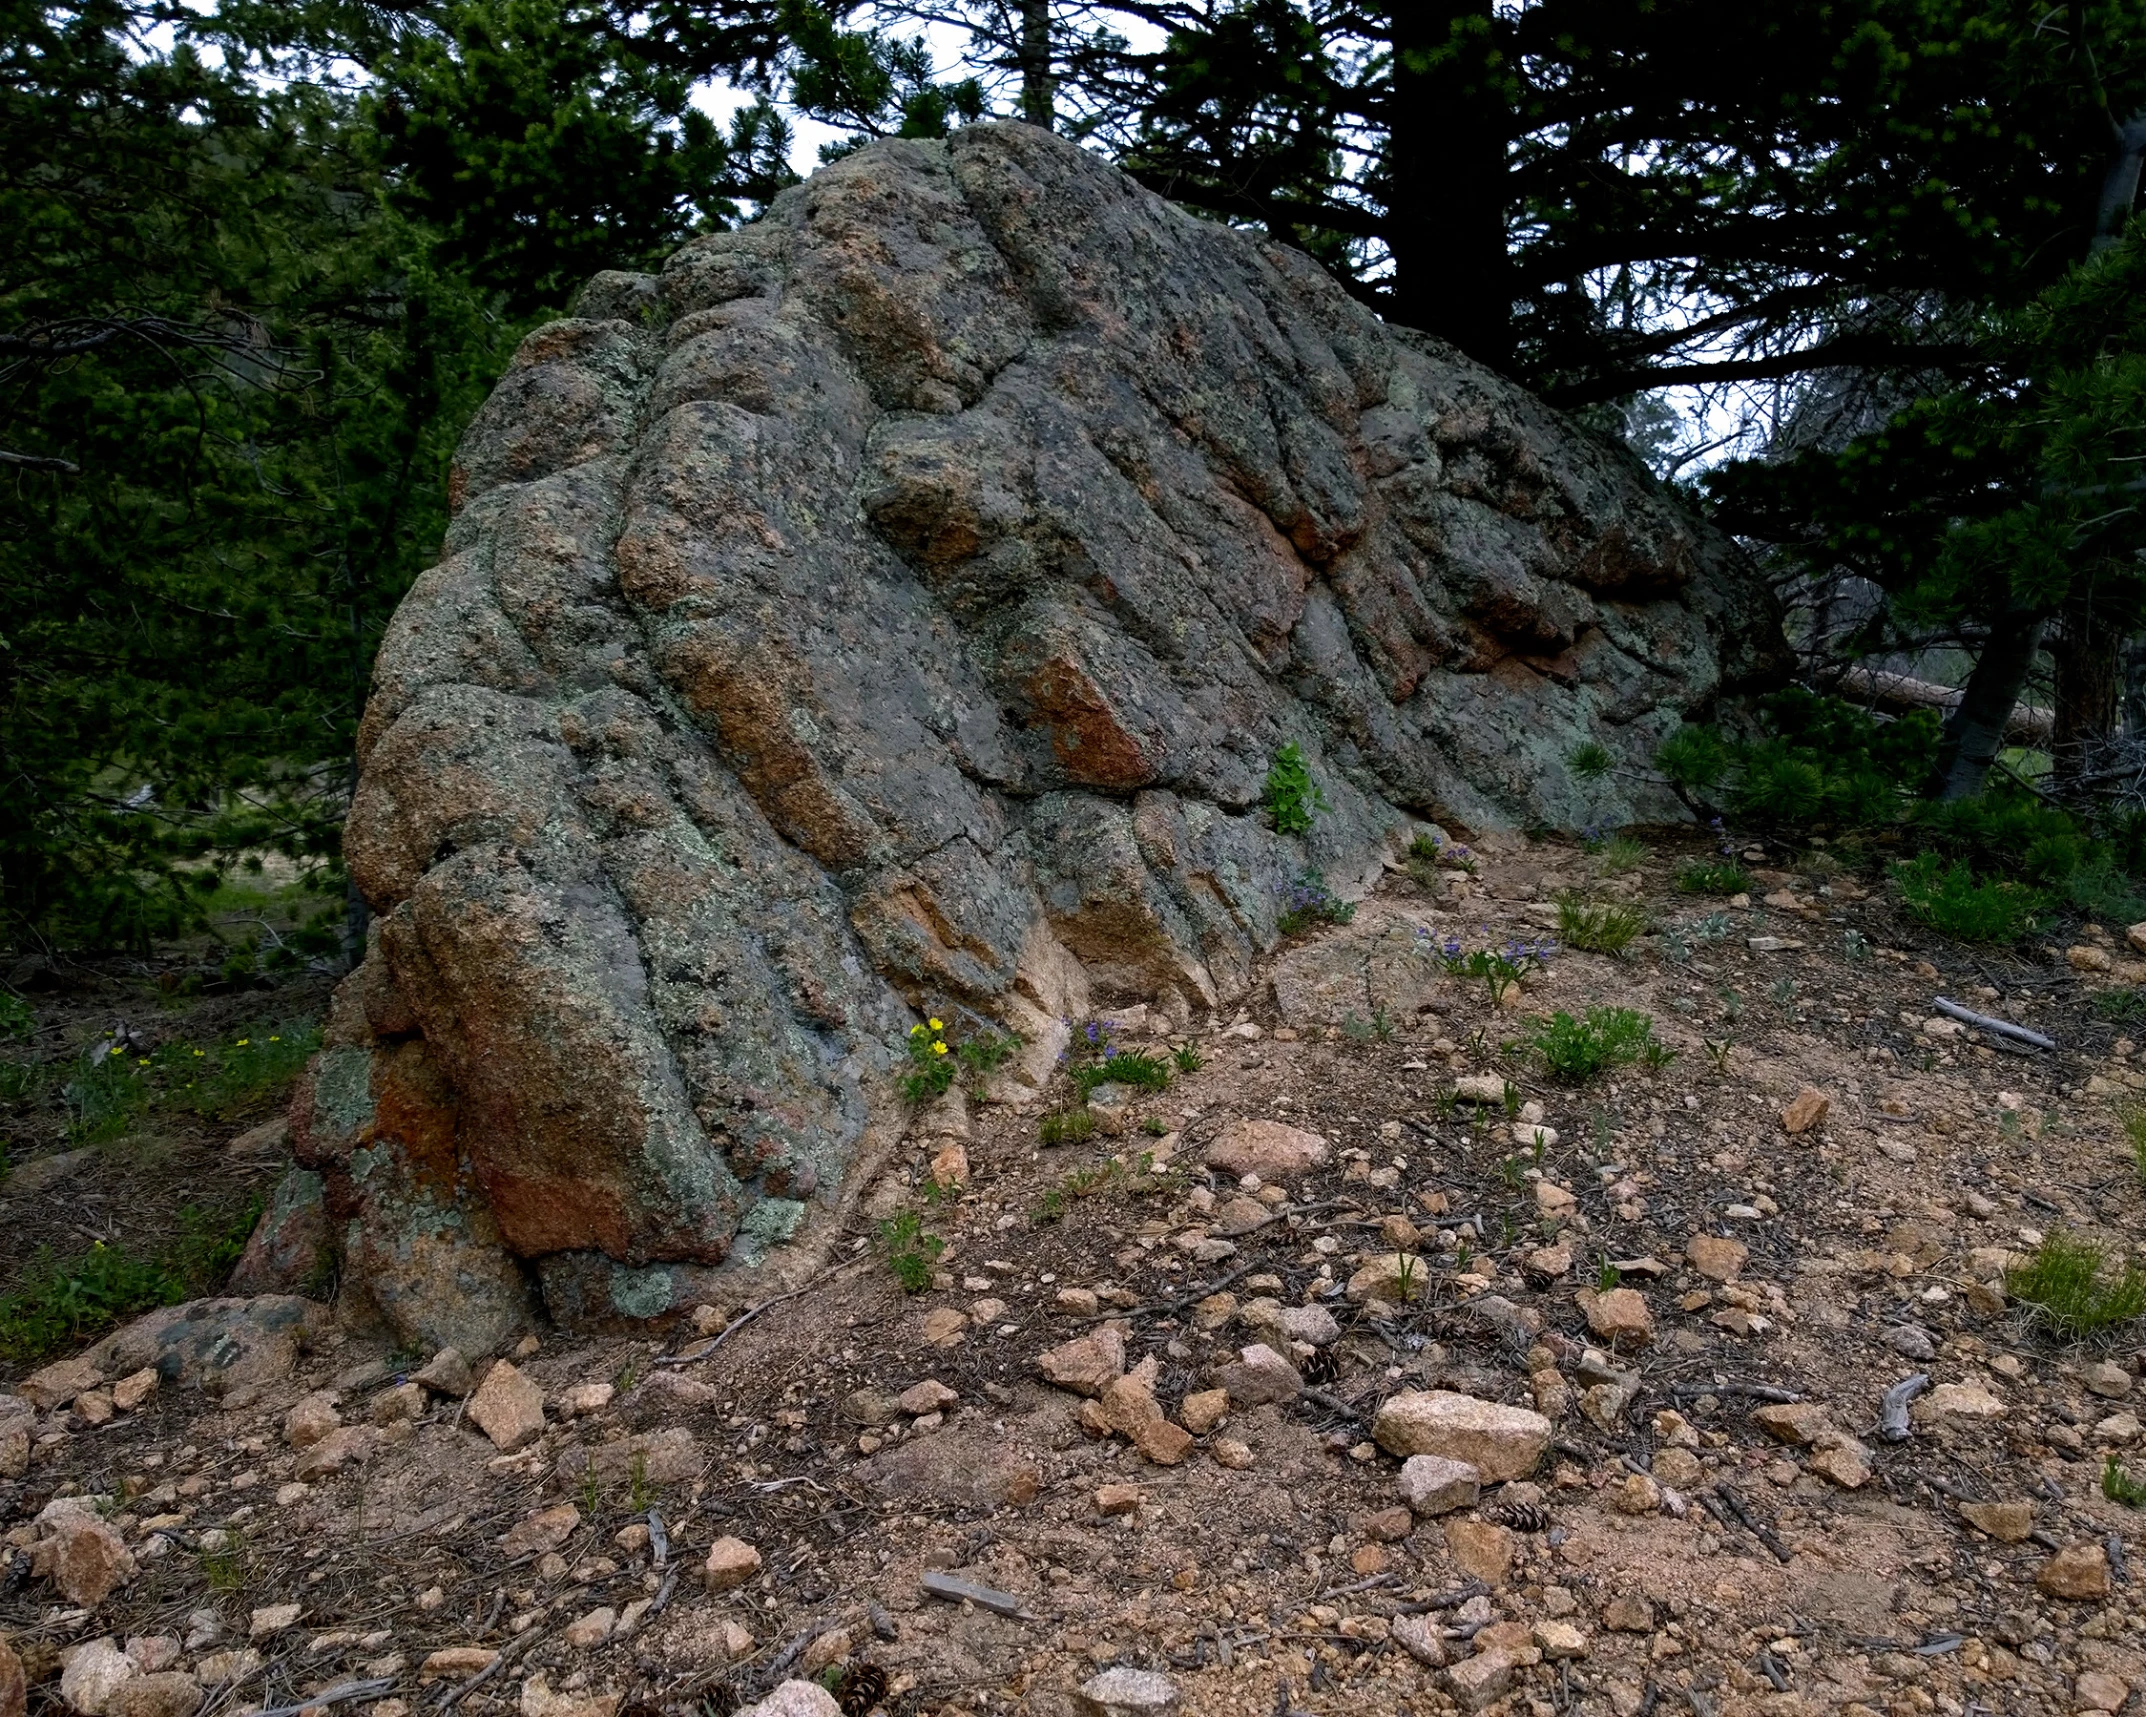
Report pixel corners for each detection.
[8,828,2146,1717]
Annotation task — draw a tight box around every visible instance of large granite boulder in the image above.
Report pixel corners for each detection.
[302,124,1785,1342]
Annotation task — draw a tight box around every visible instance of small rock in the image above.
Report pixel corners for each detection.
[1397,1454,1481,1516]
[0,1633,25,1717]
[1178,1388,1229,1435]
[928,1142,969,1192]
[60,1640,136,1716]
[797,1630,849,1679]
[468,1361,547,1451]
[21,1354,103,1412]
[2076,1670,2129,1713]
[1614,1473,1660,1515]
[1918,1382,2006,1422]
[1211,1436,1254,1468]
[413,1348,475,1397]
[1583,1288,1653,1349]
[1391,1613,1446,1668]
[500,1504,581,1559]
[1602,1596,1654,1632]
[121,1643,177,1677]
[106,1673,200,1717]
[1807,1434,1872,1490]
[1345,1253,1427,1304]
[1959,1500,2035,1543]
[372,1381,426,1425]
[1652,1446,1702,1488]
[191,1651,259,1687]
[704,1536,762,1593]
[733,1684,840,1717]
[1072,1666,1180,1717]
[1037,1329,1125,1397]
[559,1382,614,1417]
[1444,1649,1516,1713]
[1210,1343,1302,1407]
[1054,1287,1100,1316]
[1751,1403,1832,1447]
[1443,1518,1514,1584]
[2036,1541,2111,1600]
[420,1649,499,1681]
[1202,1119,1329,1179]
[897,1379,958,1417]
[110,1371,157,1414]
[2070,945,2115,973]
[1883,1325,1936,1362]
[1452,1074,1511,1105]
[1780,1087,1830,1134]
[247,1605,300,1639]
[282,1392,340,1450]
[1095,1483,1144,1516]
[48,1510,139,1607]
[920,1307,969,1347]
[1372,1390,1551,1481]
[293,1424,380,1480]
[1363,1505,1414,1542]
[1684,1235,1747,1282]
[2085,1360,2134,1400]
[1533,1621,1588,1660]
[0,1416,27,1479]
[561,1609,614,1649]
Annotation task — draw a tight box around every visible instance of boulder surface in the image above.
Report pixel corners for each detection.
[305,124,1784,1340]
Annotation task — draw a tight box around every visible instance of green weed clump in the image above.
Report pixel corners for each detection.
[897,1018,1022,1102]
[1277,874,1356,934]
[875,1210,945,1294]
[1891,853,2043,943]
[2007,1231,2146,1339]
[1263,742,1327,835]
[62,1020,320,1145]
[1676,858,1752,896]
[1555,894,1648,955]
[1529,1007,1664,1084]
[1038,1107,1098,1146]
[0,1196,259,1362]
[2105,1455,2146,1508]
[1073,1050,1172,1100]
[1595,835,1648,876]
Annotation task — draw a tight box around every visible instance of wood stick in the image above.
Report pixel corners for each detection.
[1931,997,2055,1051]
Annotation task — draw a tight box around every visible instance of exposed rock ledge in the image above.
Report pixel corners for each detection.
[289,123,1786,1352]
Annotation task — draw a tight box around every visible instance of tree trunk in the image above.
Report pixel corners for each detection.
[2094,109,2146,251]
[1930,610,2047,800]
[1384,2,1511,371]
[1017,0,1054,131]
[2049,599,2123,780]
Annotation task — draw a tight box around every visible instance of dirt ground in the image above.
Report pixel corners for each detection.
[6,828,2146,1717]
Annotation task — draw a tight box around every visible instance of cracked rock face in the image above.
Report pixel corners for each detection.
[301,125,1784,1345]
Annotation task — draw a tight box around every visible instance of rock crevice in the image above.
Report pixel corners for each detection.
[297,124,1785,1348]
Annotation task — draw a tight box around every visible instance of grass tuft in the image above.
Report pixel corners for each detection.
[1528,1007,1664,1084]
[1676,858,1752,896]
[1038,1107,1098,1146]
[2007,1230,2146,1339]
[1891,852,2043,943]
[1555,893,1649,955]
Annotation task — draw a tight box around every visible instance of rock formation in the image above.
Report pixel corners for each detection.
[288,123,1785,1350]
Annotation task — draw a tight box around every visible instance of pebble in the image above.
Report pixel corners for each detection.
[1373,1390,1551,1481]
[2036,1540,2111,1600]
[413,1348,475,1397]
[246,1605,300,1639]
[282,1392,340,1450]
[896,1379,958,1416]
[704,1536,763,1593]
[1073,1667,1180,1717]
[2085,1360,2134,1400]
[1883,1325,1936,1361]
[1037,1328,1125,1397]
[1583,1287,1653,1349]
[467,1362,547,1451]
[1398,1453,1481,1516]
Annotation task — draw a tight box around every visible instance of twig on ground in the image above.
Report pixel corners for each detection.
[1931,997,2055,1050]
[1880,1374,1930,1443]
[1709,1484,1791,1564]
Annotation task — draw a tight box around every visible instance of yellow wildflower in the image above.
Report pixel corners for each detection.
[932,1041,949,1056]
[929,1018,944,1031]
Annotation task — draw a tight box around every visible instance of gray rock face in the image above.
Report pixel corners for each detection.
[310,124,1784,1339]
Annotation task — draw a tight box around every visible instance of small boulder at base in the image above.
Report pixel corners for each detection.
[735,1682,840,1717]
[1397,1454,1481,1517]
[1203,1120,1330,1181]
[2037,1541,2112,1601]
[59,1639,135,1716]
[1372,1390,1551,1482]
[1780,1087,1830,1134]
[468,1361,546,1451]
[1073,1667,1180,1717]
[48,1510,139,1608]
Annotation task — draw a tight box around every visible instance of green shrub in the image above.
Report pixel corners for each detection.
[1263,742,1327,835]
[1676,858,1751,896]
[898,1019,958,1101]
[1529,1007,1663,1083]
[2007,1231,2146,1338]
[0,993,33,1040]
[1038,1107,1098,1146]
[876,1211,945,1293]
[0,1198,256,1363]
[1655,691,1938,832]
[1555,894,1648,955]
[1170,1042,1203,1073]
[2105,1455,2146,1508]
[1891,853,2044,942]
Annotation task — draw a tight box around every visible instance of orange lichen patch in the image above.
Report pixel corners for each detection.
[1026,656,1161,790]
